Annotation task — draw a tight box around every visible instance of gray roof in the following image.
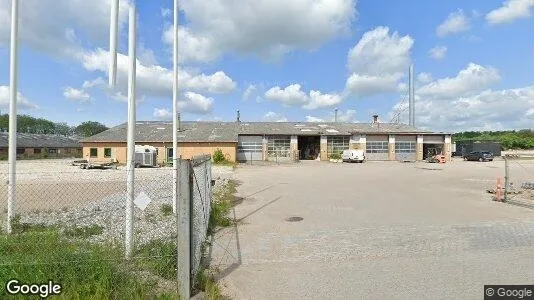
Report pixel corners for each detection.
[82,121,239,143]
[0,133,81,148]
[82,121,446,143]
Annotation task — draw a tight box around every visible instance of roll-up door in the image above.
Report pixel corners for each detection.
[365,135,389,160]
[237,136,263,162]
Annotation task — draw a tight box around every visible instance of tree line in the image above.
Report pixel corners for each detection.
[453,130,534,150]
[0,114,109,137]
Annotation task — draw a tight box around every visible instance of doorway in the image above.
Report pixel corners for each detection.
[298,136,320,160]
[423,143,444,160]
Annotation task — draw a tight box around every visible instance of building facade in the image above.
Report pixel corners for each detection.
[81,121,451,164]
[0,133,82,159]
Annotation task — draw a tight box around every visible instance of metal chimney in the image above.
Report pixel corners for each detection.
[237,109,240,123]
[372,114,379,124]
[334,108,338,122]
[409,64,415,127]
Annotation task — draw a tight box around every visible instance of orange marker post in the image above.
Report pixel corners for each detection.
[496,177,503,202]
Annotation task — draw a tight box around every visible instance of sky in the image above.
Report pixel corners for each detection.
[0,0,533,132]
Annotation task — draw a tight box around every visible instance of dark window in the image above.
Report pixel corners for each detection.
[90,148,98,157]
[16,148,25,155]
[167,148,173,159]
[48,148,58,154]
[104,148,112,158]
[34,148,42,154]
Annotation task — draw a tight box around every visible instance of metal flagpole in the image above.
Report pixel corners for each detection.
[109,0,119,86]
[125,0,137,259]
[7,0,19,234]
[174,0,190,297]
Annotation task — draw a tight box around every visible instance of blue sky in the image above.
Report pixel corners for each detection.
[0,0,533,132]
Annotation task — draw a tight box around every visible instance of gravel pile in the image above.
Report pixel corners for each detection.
[19,165,235,245]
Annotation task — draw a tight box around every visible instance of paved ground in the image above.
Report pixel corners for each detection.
[211,159,534,299]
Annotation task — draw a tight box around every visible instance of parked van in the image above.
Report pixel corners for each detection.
[342,149,365,163]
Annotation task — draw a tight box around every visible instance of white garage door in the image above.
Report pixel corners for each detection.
[395,135,417,161]
[267,135,291,161]
[366,135,389,160]
[237,136,263,162]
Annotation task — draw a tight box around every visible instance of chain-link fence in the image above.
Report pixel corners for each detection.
[0,155,214,298]
[497,155,534,207]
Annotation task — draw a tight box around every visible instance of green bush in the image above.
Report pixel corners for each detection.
[212,148,226,164]
[329,152,342,160]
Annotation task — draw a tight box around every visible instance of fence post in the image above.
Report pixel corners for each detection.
[7,0,19,234]
[504,155,510,202]
[177,159,190,299]
[124,1,137,259]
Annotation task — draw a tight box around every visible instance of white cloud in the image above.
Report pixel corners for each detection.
[417,72,433,84]
[0,0,130,59]
[429,46,447,60]
[162,0,357,62]
[417,63,501,98]
[263,112,288,122]
[305,116,325,122]
[265,84,342,109]
[163,26,219,63]
[63,87,91,103]
[0,86,38,110]
[243,85,258,101]
[265,84,309,106]
[82,77,106,89]
[79,48,236,97]
[391,85,534,131]
[179,92,214,114]
[436,9,471,37]
[138,43,159,66]
[345,27,413,96]
[486,0,534,25]
[153,108,172,120]
[161,7,172,18]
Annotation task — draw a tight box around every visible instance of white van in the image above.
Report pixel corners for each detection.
[342,149,365,163]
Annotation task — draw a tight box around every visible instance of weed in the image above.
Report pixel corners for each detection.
[194,268,222,300]
[134,240,177,280]
[161,204,173,216]
[209,180,239,232]
[64,224,104,239]
[10,215,54,234]
[145,212,158,224]
[213,149,226,164]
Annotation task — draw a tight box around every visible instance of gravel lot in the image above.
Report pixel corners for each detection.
[211,159,534,299]
[0,159,234,245]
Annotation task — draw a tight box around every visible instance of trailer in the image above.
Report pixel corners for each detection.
[78,159,118,170]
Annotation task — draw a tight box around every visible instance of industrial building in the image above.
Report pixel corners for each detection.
[81,116,451,164]
[0,132,82,158]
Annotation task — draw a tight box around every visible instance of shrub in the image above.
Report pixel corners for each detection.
[213,148,226,164]
[330,152,342,160]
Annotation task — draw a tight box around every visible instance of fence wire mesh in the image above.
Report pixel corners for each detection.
[0,156,215,298]
[189,155,213,285]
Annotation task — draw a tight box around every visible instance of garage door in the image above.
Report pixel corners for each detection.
[267,135,291,161]
[365,135,389,160]
[395,135,417,161]
[327,136,350,158]
[237,136,263,162]
[423,135,444,144]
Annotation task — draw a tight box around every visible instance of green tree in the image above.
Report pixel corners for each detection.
[54,122,74,136]
[75,121,109,137]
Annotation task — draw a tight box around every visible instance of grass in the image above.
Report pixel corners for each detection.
[195,269,222,300]
[0,228,179,299]
[64,224,104,239]
[160,204,173,217]
[134,240,177,280]
[1,218,180,299]
[209,180,239,231]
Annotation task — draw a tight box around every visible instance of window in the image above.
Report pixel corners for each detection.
[167,148,174,160]
[267,136,291,158]
[104,148,112,158]
[237,142,262,153]
[34,148,42,154]
[48,148,58,154]
[395,142,416,153]
[16,148,25,155]
[90,148,98,157]
[327,136,350,157]
[366,141,389,153]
